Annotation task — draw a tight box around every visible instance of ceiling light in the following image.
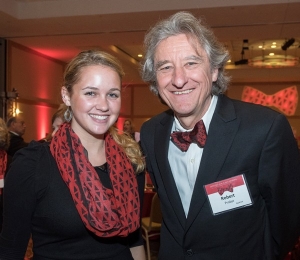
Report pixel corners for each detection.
[248,55,298,68]
[269,53,275,56]
[138,54,143,57]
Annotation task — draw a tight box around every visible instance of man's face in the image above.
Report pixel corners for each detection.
[12,118,26,136]
[154,34,218,129]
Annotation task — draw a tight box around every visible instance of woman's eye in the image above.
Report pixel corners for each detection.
[85,91,95,96]
[108,92,119,99]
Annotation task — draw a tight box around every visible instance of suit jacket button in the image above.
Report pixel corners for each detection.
[186,249,194,256]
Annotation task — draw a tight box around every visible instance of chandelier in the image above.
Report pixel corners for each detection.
[248,55,299,68]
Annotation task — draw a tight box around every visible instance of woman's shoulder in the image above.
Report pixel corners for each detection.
[14,140,51,161]
[4,142,53,217]
[7,140,53,185]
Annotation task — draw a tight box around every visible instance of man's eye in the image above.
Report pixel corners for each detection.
[185,62,198,68]
[158,65,172,72]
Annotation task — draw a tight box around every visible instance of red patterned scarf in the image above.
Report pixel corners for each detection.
[0,149,7,195]
[50,123,140,237]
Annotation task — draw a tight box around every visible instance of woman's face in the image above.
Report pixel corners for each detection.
[62,65,121,139]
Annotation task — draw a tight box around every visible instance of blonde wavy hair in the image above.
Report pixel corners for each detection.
[0,118,10,150]
[63,50,145,173]
[109,126,145,173]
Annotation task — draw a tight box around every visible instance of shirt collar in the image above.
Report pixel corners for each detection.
[173,95,218,133]
[9,131,19,136]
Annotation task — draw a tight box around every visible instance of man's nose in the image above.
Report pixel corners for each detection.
[171,67,187,88]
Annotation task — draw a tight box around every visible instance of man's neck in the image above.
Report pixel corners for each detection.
[175,95,213,129]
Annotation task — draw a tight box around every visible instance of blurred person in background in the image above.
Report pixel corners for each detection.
[39,103,68,143]
[51,103,68,137]
[123,119,140,142]
[6,116,28,157]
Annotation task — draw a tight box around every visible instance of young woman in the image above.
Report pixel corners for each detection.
[0,50,146,260]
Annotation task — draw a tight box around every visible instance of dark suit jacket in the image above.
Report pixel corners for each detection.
[6,133,28,173]
[140,95,300,260]
[7,132,28,157]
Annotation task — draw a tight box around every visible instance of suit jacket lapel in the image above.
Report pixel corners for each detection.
[185,95,241,230]
[154,111,186,228]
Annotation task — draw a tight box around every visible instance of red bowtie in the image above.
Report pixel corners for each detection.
[170,120,207,152]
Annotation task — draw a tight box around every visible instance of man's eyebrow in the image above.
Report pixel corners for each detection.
[184,55,203,62]
[155,55,204,70]
[155,60,169,71]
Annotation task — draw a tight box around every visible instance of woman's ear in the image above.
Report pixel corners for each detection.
[61,87,71,106]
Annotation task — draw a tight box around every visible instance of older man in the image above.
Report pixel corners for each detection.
[140,12,300,260]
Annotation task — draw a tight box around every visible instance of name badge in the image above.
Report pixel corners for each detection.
[204,174,252,215]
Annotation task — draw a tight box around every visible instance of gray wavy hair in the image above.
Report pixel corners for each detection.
[141,11,231,96]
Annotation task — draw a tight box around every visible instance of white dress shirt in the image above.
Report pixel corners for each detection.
[168,95,218,216]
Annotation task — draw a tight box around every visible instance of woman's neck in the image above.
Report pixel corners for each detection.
[78,135,106,167]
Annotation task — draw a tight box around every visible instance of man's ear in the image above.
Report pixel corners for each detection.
[212,68,218,82]
[61,87,71,106]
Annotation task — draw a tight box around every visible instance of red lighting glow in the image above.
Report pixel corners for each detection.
[242,86,298,116]
[36,105,53,140]
[116,118,125,132]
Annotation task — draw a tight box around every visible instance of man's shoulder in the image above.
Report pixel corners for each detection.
[142,109,173,128]
[9,133,23,143]
[219,95,281,118]
[8,132,24,139]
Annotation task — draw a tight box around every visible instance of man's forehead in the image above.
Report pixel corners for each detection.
[155,35,205,61]
[15,118,25,124]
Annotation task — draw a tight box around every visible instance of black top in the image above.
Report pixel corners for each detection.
[0,141,145,260]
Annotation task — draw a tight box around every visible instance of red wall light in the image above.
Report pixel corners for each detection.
[242,86,298,116]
